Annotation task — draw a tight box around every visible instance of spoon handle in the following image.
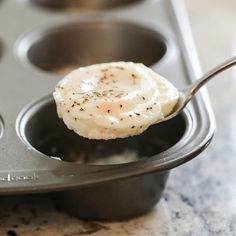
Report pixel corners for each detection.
[184,56,236,104]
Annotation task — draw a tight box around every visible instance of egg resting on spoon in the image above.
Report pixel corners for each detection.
[53,62,179,140]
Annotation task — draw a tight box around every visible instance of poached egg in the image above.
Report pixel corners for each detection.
[53,62,179,139]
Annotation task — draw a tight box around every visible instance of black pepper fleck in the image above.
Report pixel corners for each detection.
[101,68,109,72]
[116,66,124,70]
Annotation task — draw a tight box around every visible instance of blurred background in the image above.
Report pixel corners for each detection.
[187,0,236,104]
[0,1,236,236]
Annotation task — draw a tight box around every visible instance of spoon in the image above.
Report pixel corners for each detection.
[158,56,236,124]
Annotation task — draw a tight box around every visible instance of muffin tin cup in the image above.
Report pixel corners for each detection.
[0,0,215,220]
[16,94,191,220]
[17,96,188,165]
[17,21,169,76]
[52,171,170,220]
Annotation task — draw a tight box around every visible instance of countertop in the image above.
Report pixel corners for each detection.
[1,1,236,235]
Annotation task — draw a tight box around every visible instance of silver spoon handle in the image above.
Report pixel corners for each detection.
[184,56,236,104]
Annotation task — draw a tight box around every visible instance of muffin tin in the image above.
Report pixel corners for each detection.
[0,0,215,220]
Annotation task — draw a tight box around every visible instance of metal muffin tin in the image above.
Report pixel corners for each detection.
[0,0,215,220]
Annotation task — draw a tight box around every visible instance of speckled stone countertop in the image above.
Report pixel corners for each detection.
[1,1,236,236]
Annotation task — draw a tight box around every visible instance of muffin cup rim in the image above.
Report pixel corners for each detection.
[14,19,174,75]
[16,93,194,171]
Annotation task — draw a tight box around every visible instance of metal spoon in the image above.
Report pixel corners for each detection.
[158,56,236,124]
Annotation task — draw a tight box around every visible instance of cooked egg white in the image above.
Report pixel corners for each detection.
[53,62,179,139]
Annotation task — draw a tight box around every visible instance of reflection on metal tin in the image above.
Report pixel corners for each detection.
[0,116,3,139]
